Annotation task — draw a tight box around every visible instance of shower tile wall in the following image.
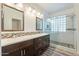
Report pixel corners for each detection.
[50,15,75,49]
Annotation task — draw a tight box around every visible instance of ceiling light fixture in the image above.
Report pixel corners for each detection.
[32,10,36,14]
[28,7,32,12]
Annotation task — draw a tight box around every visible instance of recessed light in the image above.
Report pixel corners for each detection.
[28,7,32,12]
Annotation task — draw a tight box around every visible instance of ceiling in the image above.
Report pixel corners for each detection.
[36,3,73,14]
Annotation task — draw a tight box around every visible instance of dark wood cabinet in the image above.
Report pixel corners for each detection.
[2,49,21,56]
[2,35,50,56]
[34,35,50,56]
[22,44,33,56]
[2,39,34,56]
[7,49,21,56]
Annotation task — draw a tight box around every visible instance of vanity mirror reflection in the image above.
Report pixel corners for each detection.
[1,4,24,31]
[36,17,43,30]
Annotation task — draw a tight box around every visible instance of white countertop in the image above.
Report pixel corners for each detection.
[1,33,49,47]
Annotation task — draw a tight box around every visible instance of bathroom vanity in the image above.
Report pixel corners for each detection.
[1,4,50,56]
[1,33,50,56]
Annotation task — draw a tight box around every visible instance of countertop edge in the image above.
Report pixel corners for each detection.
[1,33,49,47]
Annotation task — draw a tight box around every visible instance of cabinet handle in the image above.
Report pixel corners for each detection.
[24,49,26,55]
[21,50,23,56]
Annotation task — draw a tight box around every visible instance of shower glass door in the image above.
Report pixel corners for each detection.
[45,15,76,50]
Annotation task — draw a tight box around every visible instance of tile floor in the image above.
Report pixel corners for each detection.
[41,46,77,56]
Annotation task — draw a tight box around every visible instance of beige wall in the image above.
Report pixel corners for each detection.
[50,8,74,16]
[24,4,43,32]
[73,4,79,54]
[24,10,37,32]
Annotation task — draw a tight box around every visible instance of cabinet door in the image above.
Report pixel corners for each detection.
[34,35,50,56]
[42,35,50,47]
[34,38,44,56]
[2,49,21,56]
[34,38,43,49]
[23,45,33,56]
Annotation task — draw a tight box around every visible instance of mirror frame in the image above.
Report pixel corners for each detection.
[1,4,24,31]
[36,17,43,30]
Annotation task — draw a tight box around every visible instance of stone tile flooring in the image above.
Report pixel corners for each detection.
[41,46,76,56]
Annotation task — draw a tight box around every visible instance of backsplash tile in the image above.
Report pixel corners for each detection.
[1,32,40,39]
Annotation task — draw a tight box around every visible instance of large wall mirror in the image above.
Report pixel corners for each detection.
[36,17,43,30]
[1,4,24,31]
